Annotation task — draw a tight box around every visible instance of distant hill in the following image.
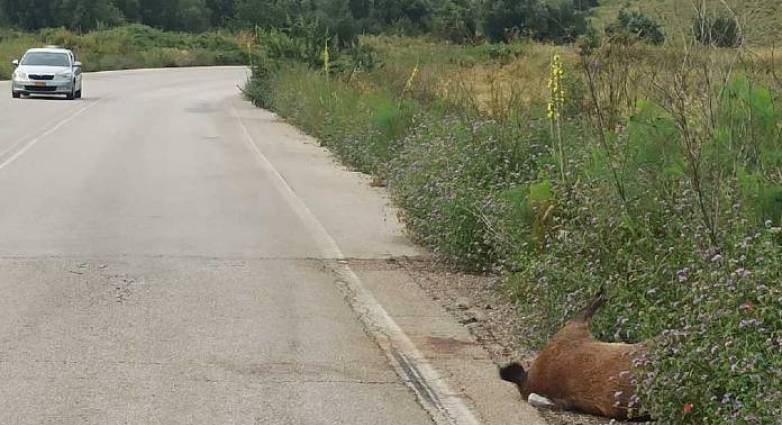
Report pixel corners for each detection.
[592,0,782,46]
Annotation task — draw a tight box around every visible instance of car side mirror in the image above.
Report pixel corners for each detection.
[73,61,82,68]
[11,59,19,67]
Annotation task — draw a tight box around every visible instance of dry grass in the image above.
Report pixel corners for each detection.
[362,35,575,115]
[443,44,577,115]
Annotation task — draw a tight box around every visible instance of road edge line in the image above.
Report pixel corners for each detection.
[231,101,483,425]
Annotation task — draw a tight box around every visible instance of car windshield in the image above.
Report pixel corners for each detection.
[21,52,70,67]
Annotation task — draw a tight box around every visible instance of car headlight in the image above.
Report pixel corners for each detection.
[56,71,73,81]
[12,71,27,80]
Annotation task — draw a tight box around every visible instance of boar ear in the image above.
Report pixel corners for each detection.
[499,362,527,386]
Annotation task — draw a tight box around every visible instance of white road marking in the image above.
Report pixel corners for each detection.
[0,99,103,172]
[231,102,483,425]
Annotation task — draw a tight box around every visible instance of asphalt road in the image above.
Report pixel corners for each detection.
[0,67,448,425]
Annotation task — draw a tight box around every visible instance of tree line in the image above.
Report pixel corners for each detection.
[0,0,599,43]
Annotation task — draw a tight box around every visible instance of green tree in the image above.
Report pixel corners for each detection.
[114,0,141,22]
[138,0,210,31]
[432,0,478,43]
[206,0,236,26]
[532,0,588,43]
[311,0,359,45]
[372,0,434,32]
[178,0,211,31]
[55,0,125,30]
[482,0,537,41]
[234,0,311,29]
[0,0,124,30]
[483,0,588,43]
[348,0,371,20]
[0,0,58,29]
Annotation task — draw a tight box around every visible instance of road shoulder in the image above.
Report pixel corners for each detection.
[349,258,546,425]
[232,97,546,425]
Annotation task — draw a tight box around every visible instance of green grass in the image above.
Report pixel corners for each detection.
[592,0,782,46]
[0,24,248,80]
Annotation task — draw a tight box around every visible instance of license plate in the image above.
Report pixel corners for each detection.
[33,81,46,87]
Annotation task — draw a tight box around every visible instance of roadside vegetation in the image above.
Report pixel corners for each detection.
[244,1,782,424]
[0,25,248,80]
[0,0,261,79]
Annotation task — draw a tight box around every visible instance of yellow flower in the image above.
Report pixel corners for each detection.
[547,54,566,122]
[402,63,419,97]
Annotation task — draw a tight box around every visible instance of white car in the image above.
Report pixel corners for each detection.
[11,47,83,100]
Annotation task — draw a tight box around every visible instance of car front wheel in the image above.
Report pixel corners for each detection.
[12,92,20,99]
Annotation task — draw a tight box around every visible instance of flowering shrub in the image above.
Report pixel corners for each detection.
[638,227,782,423]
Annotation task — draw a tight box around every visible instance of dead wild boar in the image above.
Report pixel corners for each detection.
[499,289,649,420]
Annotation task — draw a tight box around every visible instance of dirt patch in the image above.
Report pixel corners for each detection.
[425,336,479,355]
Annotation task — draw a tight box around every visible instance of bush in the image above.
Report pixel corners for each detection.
[0,28,34,78]
[244,55,278,109]
[482,42,526,64]
[693,14,742,48]
[252,23,378,76]
[605,9,665,45]
[390,114,553,268]
[636,227,782,424]
[331,42,380,74]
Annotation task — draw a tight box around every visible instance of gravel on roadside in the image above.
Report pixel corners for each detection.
[394,257,624,425]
